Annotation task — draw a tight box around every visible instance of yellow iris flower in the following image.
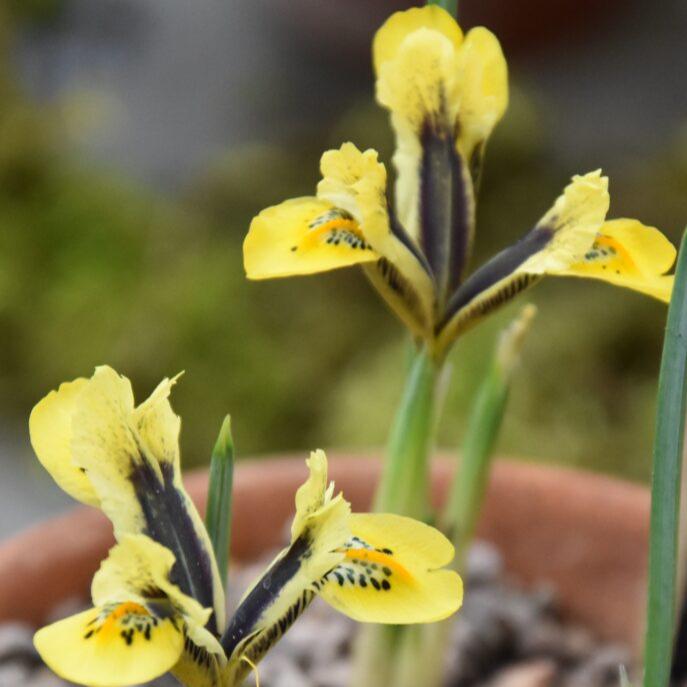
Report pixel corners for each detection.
[243,6,675,359]
[30,366,228,686]
[31,369,462,687]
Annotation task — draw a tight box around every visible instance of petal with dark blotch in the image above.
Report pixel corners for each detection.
[436,171,609,353]
[556,218,675,303]
[221,452,349,678]
[173,635,223,687]
[418,123,475,302]
[34,604,184,687]
[244,197,379,280]
[41,367,226,634]
[319,513,462,625]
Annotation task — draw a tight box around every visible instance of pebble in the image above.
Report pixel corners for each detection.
[0,623,37,663]
[486,659,557,687]
[252,656,312,687]
[564,646,633,687]
[466,540,504,586]
[307,660,350,687]
[0,662,33,686]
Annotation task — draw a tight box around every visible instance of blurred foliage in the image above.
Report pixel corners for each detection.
[0,6,685,482]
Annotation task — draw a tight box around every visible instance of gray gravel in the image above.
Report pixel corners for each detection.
[3,542,634,687]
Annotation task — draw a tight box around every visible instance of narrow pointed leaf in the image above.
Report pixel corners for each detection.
[205,416,235,590]
[643,229,687,687]
[443,305,536,562]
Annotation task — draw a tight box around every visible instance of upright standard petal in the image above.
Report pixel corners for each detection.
[556,218,675,302]
[318,513,462,624]
[374,7,505,300]
[376,20,475,296]
[372,5,463,72]
[31,367,226,634]
[452,27,509,179]
[221,451,350,684]
[35,535,224,687]
[437,171,610,353]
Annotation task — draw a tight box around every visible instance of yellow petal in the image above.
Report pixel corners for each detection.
[173,644,223,687]
[92,535,212,629]
[437,171,609,351]
[377,30,453,226]
[519,170,610,274]
[454,27,508,168]
[65,368,225,631]
[34,605,184,687]
[291,449,330,540]
[29,378,100,506]
[318,143,435,336]
[223,454,351,677]
[376,27,458,140]
[82,537,225,686]
[557,218,676,302]
[244,197,378,280]
[319,513,463,624]
[132,374,183,471]
[373,5,463,74]
[70,366,152,536]
[133,374,227,633]
[374,7,505,246]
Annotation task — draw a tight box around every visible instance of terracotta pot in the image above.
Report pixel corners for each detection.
[0,455,649,651]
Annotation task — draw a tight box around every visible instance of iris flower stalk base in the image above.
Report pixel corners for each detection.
[352,345,442,687]
[355,306,534,687]
[373,346,439,519]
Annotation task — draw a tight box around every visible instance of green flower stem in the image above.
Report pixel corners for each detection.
[428,0,458,17]
[391,306,536,687]
[353,347,440,687]
[643,230,687,687]
[360,307,533,687]
[205,415,234,589]
[373,346,439,519]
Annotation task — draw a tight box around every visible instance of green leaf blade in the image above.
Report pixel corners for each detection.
[643,229,687,687]
[205,415,235,590]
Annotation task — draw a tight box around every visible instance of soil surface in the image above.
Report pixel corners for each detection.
[1,542,634,687]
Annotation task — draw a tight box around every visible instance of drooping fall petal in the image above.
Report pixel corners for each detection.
[557,218,675,302]
[244,143,435,338]
[437,170,610,351]
[319,513,463,624]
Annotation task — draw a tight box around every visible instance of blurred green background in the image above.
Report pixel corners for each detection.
[1,0,686,534]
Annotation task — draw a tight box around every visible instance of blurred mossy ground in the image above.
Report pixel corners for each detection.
[1,9,685,482]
